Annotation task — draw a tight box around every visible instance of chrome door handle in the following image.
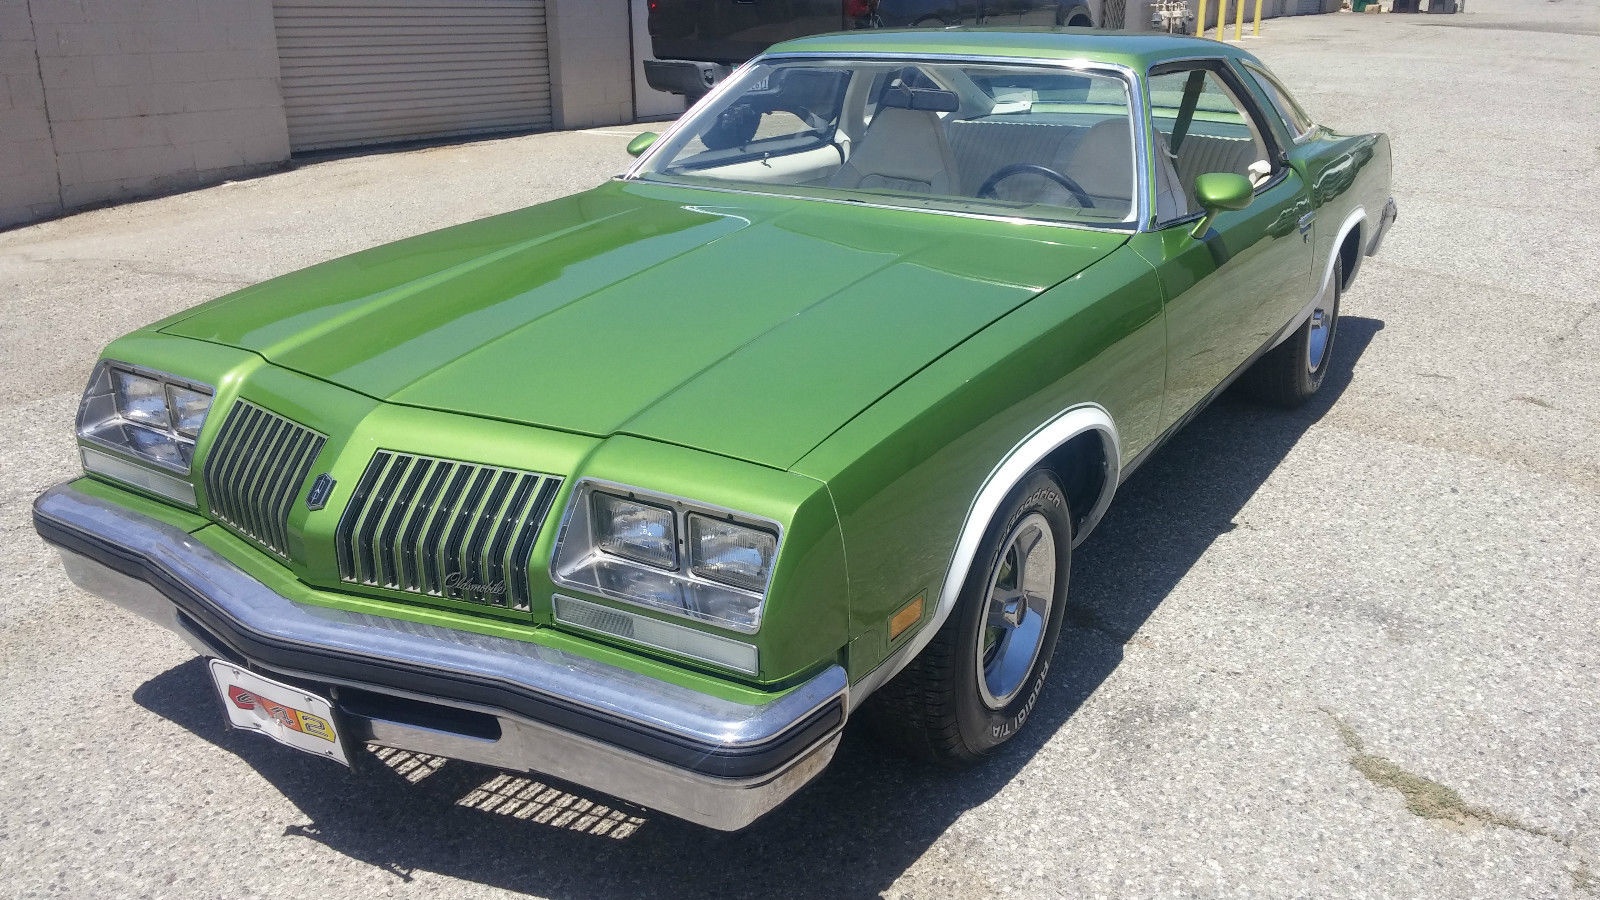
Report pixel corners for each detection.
[1297,211,1315,235]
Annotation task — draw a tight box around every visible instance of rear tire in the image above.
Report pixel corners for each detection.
[1238,257,1343,408]
[866,469,1071,764]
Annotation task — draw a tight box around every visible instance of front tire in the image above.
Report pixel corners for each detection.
[866,470,1072,763]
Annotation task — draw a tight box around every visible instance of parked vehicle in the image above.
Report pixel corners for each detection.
[35,30,1394,831]
[645,0,1103,99]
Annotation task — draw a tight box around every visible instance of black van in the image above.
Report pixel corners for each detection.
[644,0,1100,100]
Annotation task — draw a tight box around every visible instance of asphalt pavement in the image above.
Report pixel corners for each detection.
[2,2,1597,896]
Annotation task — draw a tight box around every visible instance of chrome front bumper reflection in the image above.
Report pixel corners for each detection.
[34,484,847,831]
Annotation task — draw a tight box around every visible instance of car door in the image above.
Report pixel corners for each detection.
[1133,60,1314,428]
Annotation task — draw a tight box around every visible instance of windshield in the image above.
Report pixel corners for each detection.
[634,58,1140,227]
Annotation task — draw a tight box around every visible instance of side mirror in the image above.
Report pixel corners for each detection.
[626,132,659,158]
[1190,172,1254,239]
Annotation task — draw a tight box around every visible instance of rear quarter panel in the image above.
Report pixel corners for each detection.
[1292,128,1393,285]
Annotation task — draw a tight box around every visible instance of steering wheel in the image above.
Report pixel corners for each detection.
[976,164,1095,208]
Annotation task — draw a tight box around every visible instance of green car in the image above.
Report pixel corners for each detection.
[34,30,1394,830]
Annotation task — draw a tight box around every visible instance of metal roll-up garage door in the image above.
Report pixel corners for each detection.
[273,1,551,153]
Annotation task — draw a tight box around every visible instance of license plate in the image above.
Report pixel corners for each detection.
[208,660,350,767]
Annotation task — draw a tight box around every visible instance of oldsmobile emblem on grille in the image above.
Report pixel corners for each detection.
[305,473,336,511]
[444,572,506,596]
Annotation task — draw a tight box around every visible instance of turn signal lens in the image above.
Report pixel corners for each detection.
[889,594,925,641]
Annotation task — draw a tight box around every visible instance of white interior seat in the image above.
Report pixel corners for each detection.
[1060,118,1135,216]
[828,106,960,195]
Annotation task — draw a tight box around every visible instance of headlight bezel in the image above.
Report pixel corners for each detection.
[550,478,784,635]
[76,360,215,478]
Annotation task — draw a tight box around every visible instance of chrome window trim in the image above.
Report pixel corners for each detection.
[1143,54,1295,229]
[1237,60,1317,145]
[623,51,1152,234]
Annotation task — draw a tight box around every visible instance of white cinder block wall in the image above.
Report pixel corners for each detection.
[1,0,290,229]
[1,0,65,227]
[547,0,634,130]
[2,0,647,229]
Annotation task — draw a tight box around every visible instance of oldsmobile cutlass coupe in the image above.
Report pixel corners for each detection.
[34,30,1393,830]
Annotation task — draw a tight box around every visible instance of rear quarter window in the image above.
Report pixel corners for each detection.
[1242,62,1316,138]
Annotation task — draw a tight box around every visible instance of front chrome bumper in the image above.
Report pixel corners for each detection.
[33,484,847,831]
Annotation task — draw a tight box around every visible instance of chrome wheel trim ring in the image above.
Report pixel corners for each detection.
[1307,305,1333,374]
[975,512,1057,709]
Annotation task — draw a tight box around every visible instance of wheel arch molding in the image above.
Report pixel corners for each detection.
[848,402,1121,710]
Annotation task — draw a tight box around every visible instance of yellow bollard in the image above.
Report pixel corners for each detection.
[1196,0,1209,36]
[1234,0,1245,39]
[1215,0,1226,40]
[1253,0,1263,35]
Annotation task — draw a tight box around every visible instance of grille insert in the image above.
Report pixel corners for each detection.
[205,401,327,560]
[335,451,562,611]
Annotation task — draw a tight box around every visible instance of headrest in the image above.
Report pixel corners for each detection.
[878,86,959,113]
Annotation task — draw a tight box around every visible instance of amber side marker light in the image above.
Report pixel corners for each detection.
[889,594,925,641]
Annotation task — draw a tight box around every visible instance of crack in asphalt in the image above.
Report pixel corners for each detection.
[1552,301,1600,347]
[1325,711,1596,893]
[1,250,257,291]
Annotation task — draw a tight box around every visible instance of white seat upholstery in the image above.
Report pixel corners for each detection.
[1152,131,1189,221]
[947,120,1078,197]
[1167,133,1263,209]
[1060,118,1135,216]
[828,106,960,195]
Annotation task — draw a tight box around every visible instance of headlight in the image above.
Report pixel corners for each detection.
[591,492,678,569]
[551,479,781,635]
[688,514,777,594]
[77,361,214,503]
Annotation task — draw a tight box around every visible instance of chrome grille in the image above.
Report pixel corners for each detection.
[205,401,327,560]
[334,451,561,611]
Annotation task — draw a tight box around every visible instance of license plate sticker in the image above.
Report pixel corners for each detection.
[208,660,350,767]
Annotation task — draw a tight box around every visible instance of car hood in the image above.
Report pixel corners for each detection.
[164,181,1126,469]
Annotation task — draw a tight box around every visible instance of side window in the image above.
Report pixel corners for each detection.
[1242,63,1316,139]
[1147,66,1278,223]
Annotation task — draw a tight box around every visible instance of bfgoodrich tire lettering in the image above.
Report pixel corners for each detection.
[866,469,1072,763]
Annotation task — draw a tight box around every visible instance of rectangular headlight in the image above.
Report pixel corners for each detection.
[551,479,782,636]
[688,514,777,594]
[77,360,214,481]
[168,385,212,438]
[591,492,677,569]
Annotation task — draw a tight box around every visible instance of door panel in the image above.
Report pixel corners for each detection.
[1142,173,1313,427]
[1142,62,1314,428]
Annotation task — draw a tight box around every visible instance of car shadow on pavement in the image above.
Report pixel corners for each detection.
[135,317,1382,899]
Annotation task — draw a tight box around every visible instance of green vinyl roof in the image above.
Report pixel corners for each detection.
[765,28,1258,70]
